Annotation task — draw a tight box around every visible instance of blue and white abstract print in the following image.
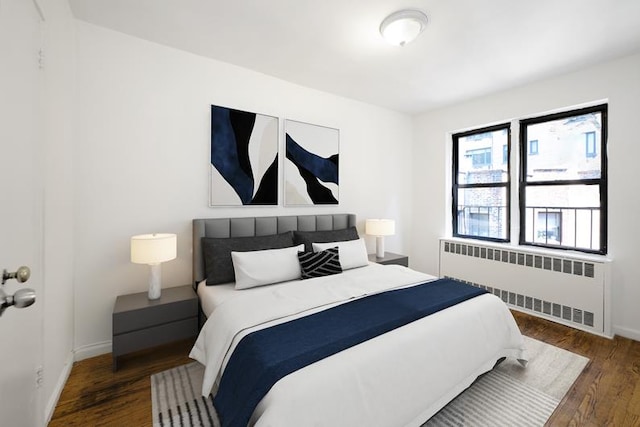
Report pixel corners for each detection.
[284,120,339,205]
[210,105,278,206]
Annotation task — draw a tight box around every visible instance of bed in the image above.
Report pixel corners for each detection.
[189,214,526,427]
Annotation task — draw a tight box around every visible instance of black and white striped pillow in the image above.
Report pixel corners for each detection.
[298,247,343,279]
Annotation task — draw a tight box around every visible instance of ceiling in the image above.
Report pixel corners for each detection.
[68,0,640,114]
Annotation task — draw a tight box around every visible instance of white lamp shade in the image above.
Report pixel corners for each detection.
[131,233,177,265]
[365,219,396,236]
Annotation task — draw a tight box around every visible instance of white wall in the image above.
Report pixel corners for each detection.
[73,22,414,354]
[412,52,640,340]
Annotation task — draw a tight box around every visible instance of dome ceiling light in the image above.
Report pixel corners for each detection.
[379,9,429,46]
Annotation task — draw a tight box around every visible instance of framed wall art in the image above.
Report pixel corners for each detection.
[210,105,279,206]
[284,119,339,206]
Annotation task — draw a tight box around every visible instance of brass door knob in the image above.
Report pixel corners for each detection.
[2,266,30,285]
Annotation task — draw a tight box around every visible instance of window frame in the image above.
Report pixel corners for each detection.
[518,104,608,254]
[452,123,511,243]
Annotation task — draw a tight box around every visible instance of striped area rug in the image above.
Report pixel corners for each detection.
[151,336,588,427]
[424,370,559,426]
[151,362,217,427]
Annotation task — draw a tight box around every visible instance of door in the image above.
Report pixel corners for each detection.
[0,0,44,425]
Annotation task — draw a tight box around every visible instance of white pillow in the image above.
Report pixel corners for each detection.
[232,244,304,290]
[312,238,368,270]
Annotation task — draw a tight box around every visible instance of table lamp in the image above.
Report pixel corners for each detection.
[365,219,395,258]
[131,233,177,300]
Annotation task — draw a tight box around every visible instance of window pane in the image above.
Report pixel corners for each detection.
[457,129,509,184]
[523,185,601,251]
[456,187,507,239]
[585,131,596,158]
[525,112,602,182]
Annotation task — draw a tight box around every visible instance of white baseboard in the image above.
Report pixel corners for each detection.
[43,342,112,424]
[45,351,74,425]
[74,340,112,361]
[613,325,640,342]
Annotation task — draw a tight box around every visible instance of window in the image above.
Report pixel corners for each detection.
[450,104,607,254]
[469,210,490,237]
[452,124,510,242]
[519,104,607,254]
[585,131,596,158]
[466,147,492,168]
[535,211,562,244]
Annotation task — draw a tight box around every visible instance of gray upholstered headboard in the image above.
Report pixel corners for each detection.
[192,213,357,284]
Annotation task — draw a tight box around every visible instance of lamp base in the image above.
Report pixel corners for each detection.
[148,263,162,300]
[375,236,385,258]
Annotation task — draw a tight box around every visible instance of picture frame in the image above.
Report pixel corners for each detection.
[209,105,279,206]
[284,119,339,206]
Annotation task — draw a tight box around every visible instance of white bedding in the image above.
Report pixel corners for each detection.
[190,263,527,427]
[197,280,236,317]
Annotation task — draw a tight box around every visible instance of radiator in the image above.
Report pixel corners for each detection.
[439,238,612,337]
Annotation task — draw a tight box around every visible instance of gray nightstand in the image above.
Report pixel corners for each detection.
[368,252,409,267]
[112,284,198,371]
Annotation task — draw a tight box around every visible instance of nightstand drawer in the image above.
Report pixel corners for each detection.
[112,316,198,357]
[113,298,197,334]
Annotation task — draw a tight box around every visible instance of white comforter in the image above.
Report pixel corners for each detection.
[190,263,526,427]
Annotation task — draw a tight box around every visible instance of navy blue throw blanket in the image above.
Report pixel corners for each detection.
[214,278,487,427]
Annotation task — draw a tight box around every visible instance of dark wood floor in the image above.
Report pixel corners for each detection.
[512,311,640,427]
[49,339,195,426]
[49,312,640,426]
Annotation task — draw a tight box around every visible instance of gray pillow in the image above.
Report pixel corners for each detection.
[293,227,359,252]
[202,231,295,285]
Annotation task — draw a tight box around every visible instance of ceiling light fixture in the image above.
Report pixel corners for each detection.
[380,9,428,47]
